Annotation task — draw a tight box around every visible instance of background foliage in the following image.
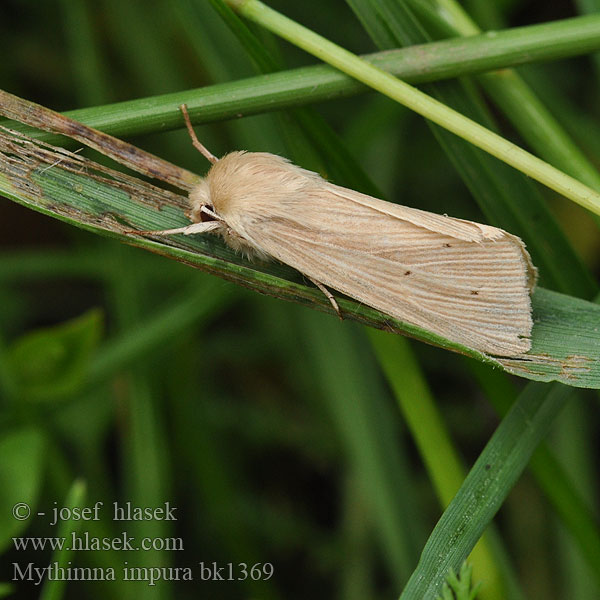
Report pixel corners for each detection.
[1,0,599,598]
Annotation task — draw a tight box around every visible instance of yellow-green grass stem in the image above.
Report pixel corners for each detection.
[225,0,600,217]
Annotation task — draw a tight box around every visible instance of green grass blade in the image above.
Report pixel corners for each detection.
[39,480,87,600]
[575,0,600,76]
[367,330,504,597]
[204,0,381,193]
[339,474,377,599]
[5,4,597,598]
[107,248,174,599]
[299,313,421,584]
[0,429,46,552]
[3,15,600,146]
[399,383,574,599]
[528,445,600,587]
[168,365,281,600]
[207,0,278,73]
[59,0,111,106]
[2,122,600,387]
[232,0,597,299]
[350,0,596,298]
[411,0,600,199]
[223,0,600,217]
[88,279,234,384]
[100,0,187,95]
[469,362,600,585]
[497,288,600,385]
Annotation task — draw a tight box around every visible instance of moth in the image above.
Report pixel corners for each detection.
[0,90,536,357]
[150,107,537,357]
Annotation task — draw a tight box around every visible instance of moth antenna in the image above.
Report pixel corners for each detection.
[180,104,218,164]
[307,276,343,320]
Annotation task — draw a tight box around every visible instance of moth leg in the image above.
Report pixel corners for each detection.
[125,221,220,236]
[307,277,342,320]
[179,104,218,164]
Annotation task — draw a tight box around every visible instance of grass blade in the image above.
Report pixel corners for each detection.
[3,16,600,146]
[399,384,573,599]
[223,0,600,217]
[1,111,600,386]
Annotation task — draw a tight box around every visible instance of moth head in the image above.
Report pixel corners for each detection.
[189,179,220,224]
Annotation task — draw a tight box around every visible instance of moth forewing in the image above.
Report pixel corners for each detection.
[194,152,536,357]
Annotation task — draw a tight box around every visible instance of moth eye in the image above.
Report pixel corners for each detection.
[200,205,217,222]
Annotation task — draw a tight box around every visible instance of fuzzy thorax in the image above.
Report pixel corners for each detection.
[188,151,321,261]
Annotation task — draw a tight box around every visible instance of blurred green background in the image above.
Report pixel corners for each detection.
[1,0,599,598]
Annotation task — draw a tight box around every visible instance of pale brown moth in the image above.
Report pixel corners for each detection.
[151,106,536,357]
[0,90,536,357]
